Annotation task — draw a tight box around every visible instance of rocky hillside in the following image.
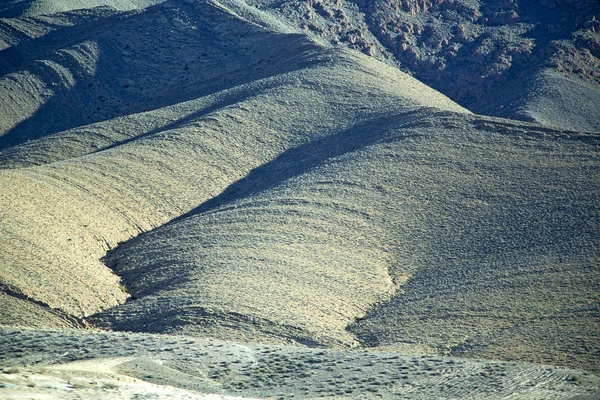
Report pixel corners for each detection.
[252,0,600,131]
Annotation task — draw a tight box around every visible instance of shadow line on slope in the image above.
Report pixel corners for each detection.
[88,80,289,155]
[0,6,130,74]
[166,108,451,225]
[100,109,448,296]
[0,283,88,328]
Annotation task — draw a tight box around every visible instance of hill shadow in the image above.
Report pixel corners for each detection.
[168,109,446,224]
[0,6,128,74]
[0,0,32,18]
[0,0,324,150]
[89,79,291,154]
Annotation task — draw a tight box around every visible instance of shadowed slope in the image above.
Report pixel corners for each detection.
[1,0,598,385]
[0,0,306,148]
[93,112,600,372]
[0,0,165,18]
[248,0,600,132]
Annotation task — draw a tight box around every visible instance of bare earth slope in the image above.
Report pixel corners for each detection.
[0,0,166,18]
[92,112,600,373]
[0,0,467,327]
[0,0,305,148]
[0,0,599,398]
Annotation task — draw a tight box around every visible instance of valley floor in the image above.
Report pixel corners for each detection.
[1,327,599,400]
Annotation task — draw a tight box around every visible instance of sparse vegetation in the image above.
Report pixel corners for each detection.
[102,381,120,389]
[0,1,598,399]
[0,327,596,399]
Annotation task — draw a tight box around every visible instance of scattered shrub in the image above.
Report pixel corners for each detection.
[103,381,120,389]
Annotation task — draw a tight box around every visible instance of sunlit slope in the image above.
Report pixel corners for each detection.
[93,113,599,371]
[0,0,464,159]
[516,69,600,133]
[2,0,597,376]
[0,1,469,327]
[477,68,600,134]
[0,292,84,329]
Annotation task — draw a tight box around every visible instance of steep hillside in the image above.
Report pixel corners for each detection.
[0,0,305,149]
[0,0,165,18]
[250,0,600,132]
[0,0,599,398]
[0,0,467,328]
[92,111,600,372]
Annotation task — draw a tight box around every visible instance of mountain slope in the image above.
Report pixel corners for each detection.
[92,111,600,372]
[0,0,468,329]
[0,0,165,18]
[249,0,600,132]
[0,0,305,148]
[0,0,598,391]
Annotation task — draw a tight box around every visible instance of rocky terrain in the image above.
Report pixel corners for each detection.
[251,0,600,132]
[0,0,598,399]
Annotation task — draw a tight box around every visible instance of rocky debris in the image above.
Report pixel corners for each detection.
[266,0,387,58]
[355,0,600,108]
[254,0,600,122]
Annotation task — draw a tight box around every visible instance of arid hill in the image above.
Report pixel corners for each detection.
[0,0,598,399]
[251,0,600,132]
